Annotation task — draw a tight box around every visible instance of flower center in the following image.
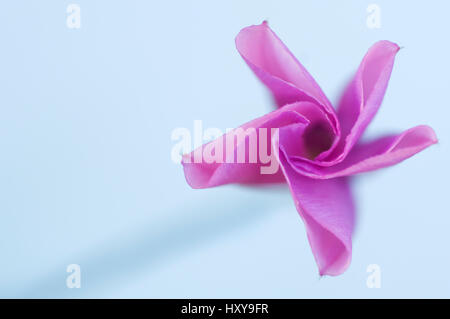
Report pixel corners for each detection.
[303,122,334,160]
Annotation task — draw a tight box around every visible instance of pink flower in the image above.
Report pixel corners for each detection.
[181,22,437,276]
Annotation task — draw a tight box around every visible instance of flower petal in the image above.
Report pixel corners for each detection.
[287,125,437,179]
[235,21,338,132]
[274,132,355,276]
[320,40,400,163]
[182,102,309,188]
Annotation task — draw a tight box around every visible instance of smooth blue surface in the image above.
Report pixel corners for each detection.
[0,1,448,297]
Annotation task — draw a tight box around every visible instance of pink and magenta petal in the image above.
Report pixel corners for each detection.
[287,125,437,179]
[182,102,309,188]
[320,40,400,163]
[235,22,339,132]
[274,133,355,276]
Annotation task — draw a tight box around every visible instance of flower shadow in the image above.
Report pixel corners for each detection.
[15,187,287,297]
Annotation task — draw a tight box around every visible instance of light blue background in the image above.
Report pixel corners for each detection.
[0,1,448,298]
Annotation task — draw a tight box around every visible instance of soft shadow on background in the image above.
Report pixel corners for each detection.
[11,186,289,298]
